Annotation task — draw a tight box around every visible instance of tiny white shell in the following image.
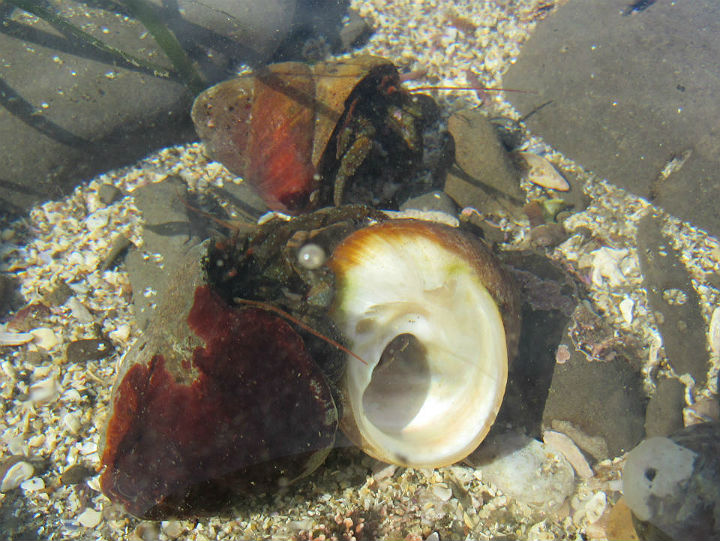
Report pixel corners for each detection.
[710,306,720,357]
[619,297,635,325]
[517,151,570,191]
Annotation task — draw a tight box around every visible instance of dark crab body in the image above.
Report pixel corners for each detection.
[191,56,433,214]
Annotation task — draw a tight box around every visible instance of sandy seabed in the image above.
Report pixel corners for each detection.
[1,1,719,539]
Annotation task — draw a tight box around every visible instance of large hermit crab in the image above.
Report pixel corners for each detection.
[191,56,437,213]
[100,205,520,518]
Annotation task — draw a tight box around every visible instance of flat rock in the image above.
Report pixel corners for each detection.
[637,212,708,385]
[542,329,646,456]
[125,176,208,329]
[644,376,685,438]
[503,0,720,237]
[444,109,524,219]
[0,0,297,218]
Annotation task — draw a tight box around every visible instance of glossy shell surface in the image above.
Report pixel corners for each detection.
[329,219,520,467]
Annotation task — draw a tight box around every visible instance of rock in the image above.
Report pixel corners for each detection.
[443,109,524,219]
[400,191,458,215]
[645,377,685,438]
[623,422,720,540]
[0,273,22,317]
[61,464,95,486]
[98,183,123,206]
[605,498,640,541]
[542,324,647,456]
[503,0,720,238]
[637,213,708,385]
[0,0,298,218]
[100,241,338,519]
[125,176,208,329]
[65,338,115,363]
[338,9,374,52]
[495,253,579,435]
[468,431,575,513]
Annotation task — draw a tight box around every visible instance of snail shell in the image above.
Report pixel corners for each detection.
[328,219,520,467]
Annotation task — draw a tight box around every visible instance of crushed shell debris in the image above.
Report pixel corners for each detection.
[0,0,719,539]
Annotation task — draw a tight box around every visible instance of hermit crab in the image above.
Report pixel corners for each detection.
[191,55,436,213]
[99,205,520,518]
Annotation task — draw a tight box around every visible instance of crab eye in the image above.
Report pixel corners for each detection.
[297,243,326,270]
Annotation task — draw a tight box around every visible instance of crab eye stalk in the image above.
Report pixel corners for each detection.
[328,220,520,468]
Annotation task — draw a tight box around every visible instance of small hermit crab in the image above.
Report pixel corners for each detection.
[191,55,439,214]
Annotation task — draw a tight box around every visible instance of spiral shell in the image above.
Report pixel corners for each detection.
[329,219,520,467]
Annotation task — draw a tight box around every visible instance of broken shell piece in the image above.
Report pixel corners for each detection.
[329,220,520,467]
[0,329,34,346]
[517,151,570,191]
[543,429,593,478]
[0,457,34,492]
[710,306,720,357]
[29,376,59,403]
[619,297,635,324]
[30,327,59,350]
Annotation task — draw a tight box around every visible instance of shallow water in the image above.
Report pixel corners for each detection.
[1,1,719,540]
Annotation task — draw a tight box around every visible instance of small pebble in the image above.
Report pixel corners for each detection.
[99,235,133,271]
[42,280,74,307]
[431,483,453,501]
[555,344,571,364]
[29,376,59,403]
[131,520,161,541]
[584,491,608,524]
[531,223,568,247]
[61,464,94,486]
[0,329,34,346]
[98,183,123,205]
[66,297,94,323]
[66,338,115,363]
[161,520,187,539]
[619,296,635,324]
[710,306,720,356]
[85,209,110,232]
[372,463,397,481]
[63,412,83,435]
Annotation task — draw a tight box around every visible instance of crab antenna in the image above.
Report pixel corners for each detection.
[233,298,369,365]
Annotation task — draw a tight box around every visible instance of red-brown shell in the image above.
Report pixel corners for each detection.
[191,56,395,214]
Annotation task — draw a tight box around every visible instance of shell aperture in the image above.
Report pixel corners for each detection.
[329,220,516,467]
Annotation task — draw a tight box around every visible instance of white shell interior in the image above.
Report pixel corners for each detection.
[332,227,508,467]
